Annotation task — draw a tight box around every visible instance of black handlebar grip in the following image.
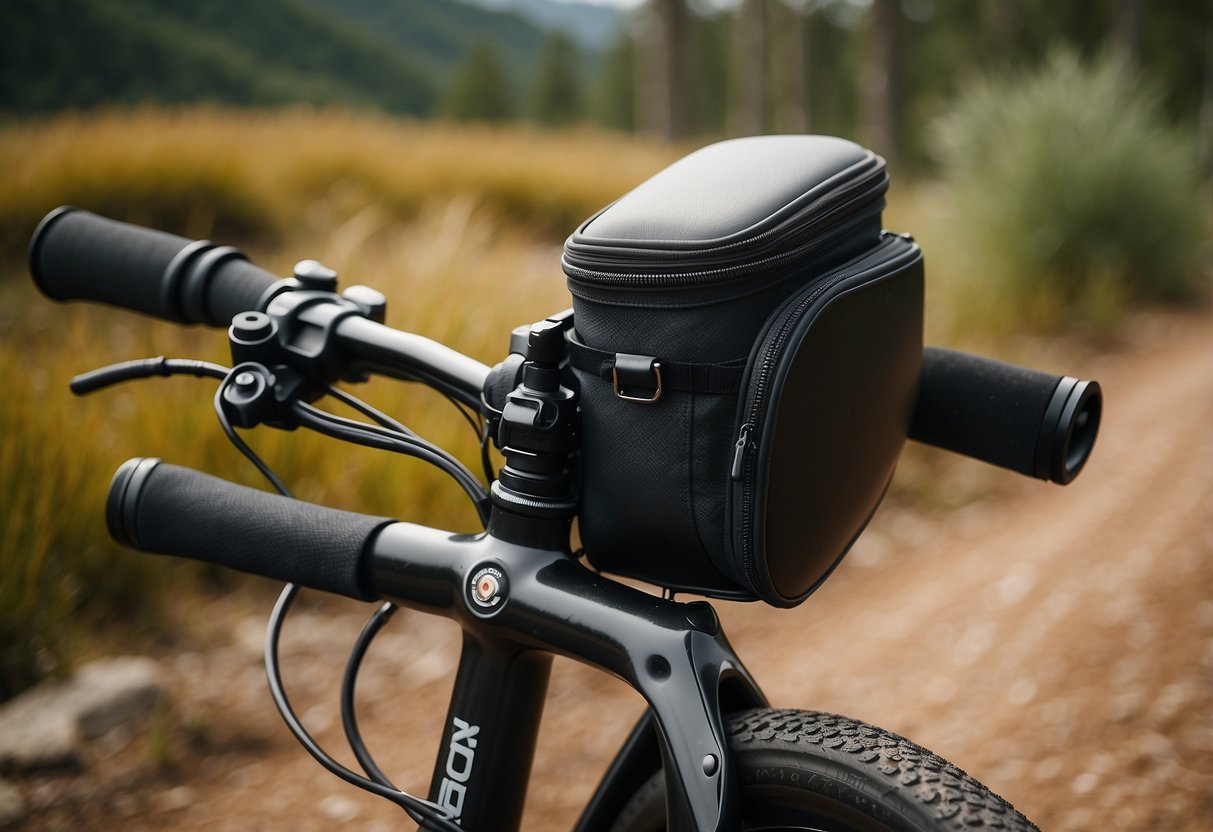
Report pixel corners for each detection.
[107,458,393,600]
[909,347,1101,485]
[29,207,284,327]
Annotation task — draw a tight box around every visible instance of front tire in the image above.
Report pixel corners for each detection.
[607,708,1038,832]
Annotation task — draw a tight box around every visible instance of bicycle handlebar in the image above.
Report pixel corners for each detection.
[32,209,1100,485]
[333,315,492,406]
[29,207,492,404]
[30,207,286,327]
[909,347,1101,485]
[107,458,390,600]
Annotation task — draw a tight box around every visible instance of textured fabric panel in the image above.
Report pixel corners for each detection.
[688,391,735,569]
[572,283,788,364]
[577,369,736,592]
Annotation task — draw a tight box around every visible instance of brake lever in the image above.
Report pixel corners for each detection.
[69,356,229,395]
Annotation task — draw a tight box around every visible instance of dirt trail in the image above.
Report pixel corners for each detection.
[17,311,1213,831]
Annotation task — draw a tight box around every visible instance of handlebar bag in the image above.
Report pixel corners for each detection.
[564,135,923,607]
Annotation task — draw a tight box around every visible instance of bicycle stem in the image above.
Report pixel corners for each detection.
[368,519,766,832]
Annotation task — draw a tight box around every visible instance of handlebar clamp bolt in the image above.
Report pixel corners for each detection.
[341,285,387,323]
[293,259,339,293]
[230,311,275,344]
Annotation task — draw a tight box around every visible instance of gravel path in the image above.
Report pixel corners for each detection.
[14,310,1213,831]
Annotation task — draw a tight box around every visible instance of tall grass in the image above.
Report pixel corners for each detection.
[0,108,682,698]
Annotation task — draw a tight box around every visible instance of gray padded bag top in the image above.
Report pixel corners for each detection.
[580,136,873,245]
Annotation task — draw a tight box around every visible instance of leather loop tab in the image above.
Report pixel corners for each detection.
[612,354,663,403]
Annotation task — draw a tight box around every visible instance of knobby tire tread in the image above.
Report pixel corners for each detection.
[725,708,1038,831]
[607,707,1038,832]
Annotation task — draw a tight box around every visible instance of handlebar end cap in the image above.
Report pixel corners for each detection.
[107,457,162,548]
[28,206,79,299]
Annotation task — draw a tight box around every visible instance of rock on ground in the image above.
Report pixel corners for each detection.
[0,780,25,828]
[0,656,162,771]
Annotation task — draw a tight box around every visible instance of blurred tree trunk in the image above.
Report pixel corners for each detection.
[861,0,901,164]
[1203,0,1213,183]
[637,0,693,139]
[981,0,1020,60]
[1112,0,1144,69]
[731,0,768,135]
[803,9,847,138]
[774,0,809,134]
[592,33,635,132]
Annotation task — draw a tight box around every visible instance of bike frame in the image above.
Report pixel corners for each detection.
[366,511,765,832]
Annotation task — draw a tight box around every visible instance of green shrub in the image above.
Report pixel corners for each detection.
[934,50,1210,334]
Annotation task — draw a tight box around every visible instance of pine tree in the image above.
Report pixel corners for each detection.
[529,30,583,126]
[442,40,514,123]
[691,11,731,135]
[773,0,809,133]
[636,0,694,139]
[730,0,768,135]
[860,0,901,164]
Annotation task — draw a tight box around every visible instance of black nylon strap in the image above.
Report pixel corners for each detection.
[567,331,745,395]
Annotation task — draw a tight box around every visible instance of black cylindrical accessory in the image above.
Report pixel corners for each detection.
[107,458,393,599]
[908,347,1101,484]
[29,207,285,326]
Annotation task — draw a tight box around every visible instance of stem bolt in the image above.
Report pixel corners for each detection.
[468,565,508,613]
[473,573,499,604]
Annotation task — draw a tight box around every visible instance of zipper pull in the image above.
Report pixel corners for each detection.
[730,423,752,481]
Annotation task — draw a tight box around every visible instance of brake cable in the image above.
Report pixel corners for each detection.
[341,601,400,789]
[71,357,480,830]
[211,372,466,832]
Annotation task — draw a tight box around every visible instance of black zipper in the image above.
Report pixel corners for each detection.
[731,234,914,593]
[564,168,888,288]
[730,423,752,480]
